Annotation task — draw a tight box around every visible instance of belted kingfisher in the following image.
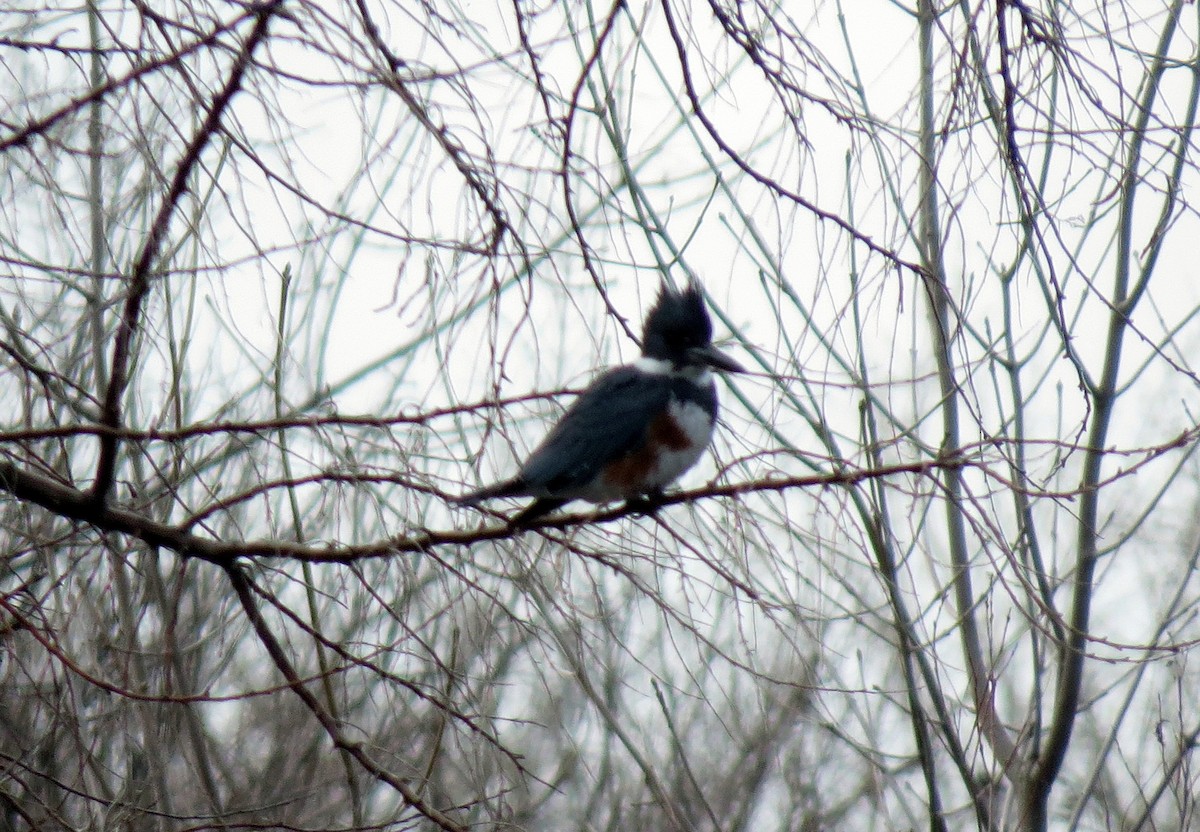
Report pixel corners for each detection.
[457,282,744,525]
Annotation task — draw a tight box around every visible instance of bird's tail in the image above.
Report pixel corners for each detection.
[453,478,525,506]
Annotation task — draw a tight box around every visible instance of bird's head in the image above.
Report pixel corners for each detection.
[640,282,745,374]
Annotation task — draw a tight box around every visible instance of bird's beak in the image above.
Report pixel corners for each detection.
[690,344,746,374]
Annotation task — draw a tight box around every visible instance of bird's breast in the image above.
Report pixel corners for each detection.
[594,395,715,500]
[647,397,715,486]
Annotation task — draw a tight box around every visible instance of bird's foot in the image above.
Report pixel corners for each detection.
[624,490,665,517]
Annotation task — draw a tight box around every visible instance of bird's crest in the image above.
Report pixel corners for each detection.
[641,282,713,361]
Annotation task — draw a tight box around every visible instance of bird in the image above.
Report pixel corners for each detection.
[456,281,745,525]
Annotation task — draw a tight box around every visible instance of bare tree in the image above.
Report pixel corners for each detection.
[3,1,1199,830]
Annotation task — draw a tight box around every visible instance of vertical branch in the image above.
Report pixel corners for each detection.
[916,0,1020,785]
[86,0,108,394]
[90,1,283,502]
[271,266,364,825]
[848,154,955,832]
[1026,2,1188,826]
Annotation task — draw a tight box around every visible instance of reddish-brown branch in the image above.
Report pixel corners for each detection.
[351,0,511,256]
[5,433,1199,573]
[3,452,968,564]
[0,387,576,443]
[559,0,639,344]
[91,1,285,504]
[657,0,925,279]
[0,14,246,153]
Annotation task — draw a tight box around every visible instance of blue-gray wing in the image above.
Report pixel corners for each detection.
[518,366,671,495]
